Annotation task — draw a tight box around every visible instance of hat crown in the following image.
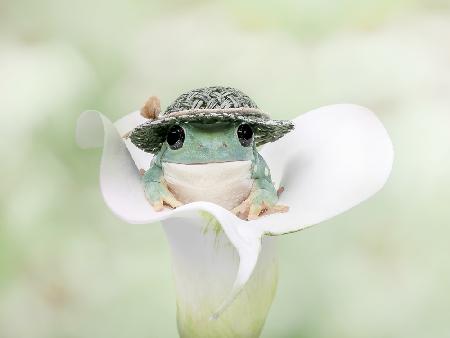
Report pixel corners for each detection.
[164,86,259,115]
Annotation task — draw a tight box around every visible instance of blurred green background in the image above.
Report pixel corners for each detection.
[1,0,450,337]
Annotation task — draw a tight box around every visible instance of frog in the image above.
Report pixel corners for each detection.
[129,86,294,220]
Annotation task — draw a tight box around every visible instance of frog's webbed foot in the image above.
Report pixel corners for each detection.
[145,179,183,211]
[232,187,289,220]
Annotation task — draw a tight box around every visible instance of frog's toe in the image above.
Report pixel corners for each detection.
[157,180,183,209]
[264,204,289,216]
[151,200,164,211]
[247,202,265,220]
[147,190,182,211]
[150,196,181,211]
[162,193,183,209]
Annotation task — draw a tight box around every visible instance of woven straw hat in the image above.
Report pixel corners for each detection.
[130,86,294,153]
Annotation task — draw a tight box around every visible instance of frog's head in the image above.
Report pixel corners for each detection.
[160,121,254,164]
[129,86,294,157]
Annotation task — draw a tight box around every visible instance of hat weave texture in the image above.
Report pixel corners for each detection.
[165,86,259,113]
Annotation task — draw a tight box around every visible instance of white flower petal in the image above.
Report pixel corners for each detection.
[76,110,163,223]
[114,111,153,171]
[253,104,394,234]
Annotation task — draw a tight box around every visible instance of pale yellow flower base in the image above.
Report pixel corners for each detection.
[163,215,278,338]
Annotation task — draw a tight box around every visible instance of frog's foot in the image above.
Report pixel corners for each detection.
[151,193,183,211]
[232,188,289,220]
[247,202,289,220]
[259,204,289,218]
[146,180,183,211]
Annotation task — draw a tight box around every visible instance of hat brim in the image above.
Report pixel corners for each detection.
[129,110,294,154]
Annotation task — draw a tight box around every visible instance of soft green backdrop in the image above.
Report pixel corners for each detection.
[1,0,449,337]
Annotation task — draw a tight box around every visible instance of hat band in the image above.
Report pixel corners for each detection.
[161,107,269,119]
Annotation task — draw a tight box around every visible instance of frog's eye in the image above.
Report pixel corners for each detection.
[166,125,185,150]
[237,123,253,147]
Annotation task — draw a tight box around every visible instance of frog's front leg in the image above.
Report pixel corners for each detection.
[233,153,288,220]
[142,154,182,211]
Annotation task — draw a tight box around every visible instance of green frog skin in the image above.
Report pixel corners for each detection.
[142,121,287,220]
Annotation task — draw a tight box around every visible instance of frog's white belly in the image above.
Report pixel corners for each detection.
[162,161,253,210]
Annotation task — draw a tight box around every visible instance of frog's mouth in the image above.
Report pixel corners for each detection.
[162,161,253,210]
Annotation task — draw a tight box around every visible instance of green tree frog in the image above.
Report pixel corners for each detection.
[129,86,294,220]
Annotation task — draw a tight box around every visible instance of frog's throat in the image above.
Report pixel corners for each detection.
[162,161,253,210]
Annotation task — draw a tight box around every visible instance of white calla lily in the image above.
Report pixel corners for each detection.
[76,104,393,337]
